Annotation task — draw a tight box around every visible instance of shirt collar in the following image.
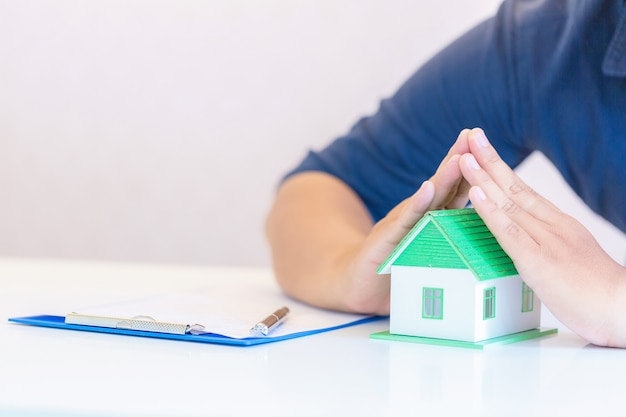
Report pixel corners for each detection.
[602,3,626,76]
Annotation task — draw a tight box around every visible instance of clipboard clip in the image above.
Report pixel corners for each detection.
[120,316,206,335]
[65,312,205,336]
[186,324,206,335]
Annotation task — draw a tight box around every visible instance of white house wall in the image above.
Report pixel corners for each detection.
[390,267,542,343]
[390,266,477,341]
[473,277,541,341]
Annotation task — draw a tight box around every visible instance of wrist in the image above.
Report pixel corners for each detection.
[587,265,626,348]
[337,244,391,315]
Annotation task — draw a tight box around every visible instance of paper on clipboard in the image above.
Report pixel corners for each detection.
[62,280,375,340]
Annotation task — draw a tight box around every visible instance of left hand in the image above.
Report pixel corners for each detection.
[459,128,626,347]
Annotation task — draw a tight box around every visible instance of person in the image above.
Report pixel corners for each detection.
[265,0,626,347]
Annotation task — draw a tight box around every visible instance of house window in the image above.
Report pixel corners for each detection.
[483,287,496,320]
[522,282,534,312]
[422,288,443,319]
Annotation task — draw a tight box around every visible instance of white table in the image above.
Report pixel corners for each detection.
[0,257,623,417]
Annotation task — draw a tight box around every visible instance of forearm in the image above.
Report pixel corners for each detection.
[265,172,383,313]
[266,132,472,315]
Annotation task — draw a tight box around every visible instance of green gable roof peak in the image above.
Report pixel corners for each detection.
[377,208,517,281]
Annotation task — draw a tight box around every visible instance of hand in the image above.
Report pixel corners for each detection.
[460,128,626,347]
[345,129,473,314]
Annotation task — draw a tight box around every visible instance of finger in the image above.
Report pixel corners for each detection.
[429,154,464,209]
[428,129,472,209]
[442,128,471,162]
[460,152,561,248]
[403,180,436,226]
[432,129,471,179]
[382,129,471,242]
[446,177,472,209]
[467,128,562,221]
[380,180,435,245]
[468,185,541,266]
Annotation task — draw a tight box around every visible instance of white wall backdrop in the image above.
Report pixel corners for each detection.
[0,0,624,267]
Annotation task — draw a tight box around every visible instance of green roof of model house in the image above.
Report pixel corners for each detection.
[377,208,518,280]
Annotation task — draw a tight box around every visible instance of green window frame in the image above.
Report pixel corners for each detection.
[483,287,496,320]
[422,287,444,320]
[522,282,534,312]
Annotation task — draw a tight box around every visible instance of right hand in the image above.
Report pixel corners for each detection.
[344,129,473,314]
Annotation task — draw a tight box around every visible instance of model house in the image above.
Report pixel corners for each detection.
[377,208,541,343]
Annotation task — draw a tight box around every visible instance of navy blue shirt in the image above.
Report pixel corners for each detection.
[287,0,626,233]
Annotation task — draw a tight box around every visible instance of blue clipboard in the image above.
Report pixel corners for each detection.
[9,315,384,346]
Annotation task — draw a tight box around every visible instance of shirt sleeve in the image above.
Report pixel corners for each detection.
[286,1,532,222]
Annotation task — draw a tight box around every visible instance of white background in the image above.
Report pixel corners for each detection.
[0,0,624,267]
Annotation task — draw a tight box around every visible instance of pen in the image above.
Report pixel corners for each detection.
[249,306,290,337]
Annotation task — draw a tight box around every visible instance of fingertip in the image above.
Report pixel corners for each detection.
[410,180,435,209]
[448,129,472,155]
[470,186,487,202]
[469,128,490,148]
[457,128,471,140]
[419,180,435,197]
[463,154,481,171]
